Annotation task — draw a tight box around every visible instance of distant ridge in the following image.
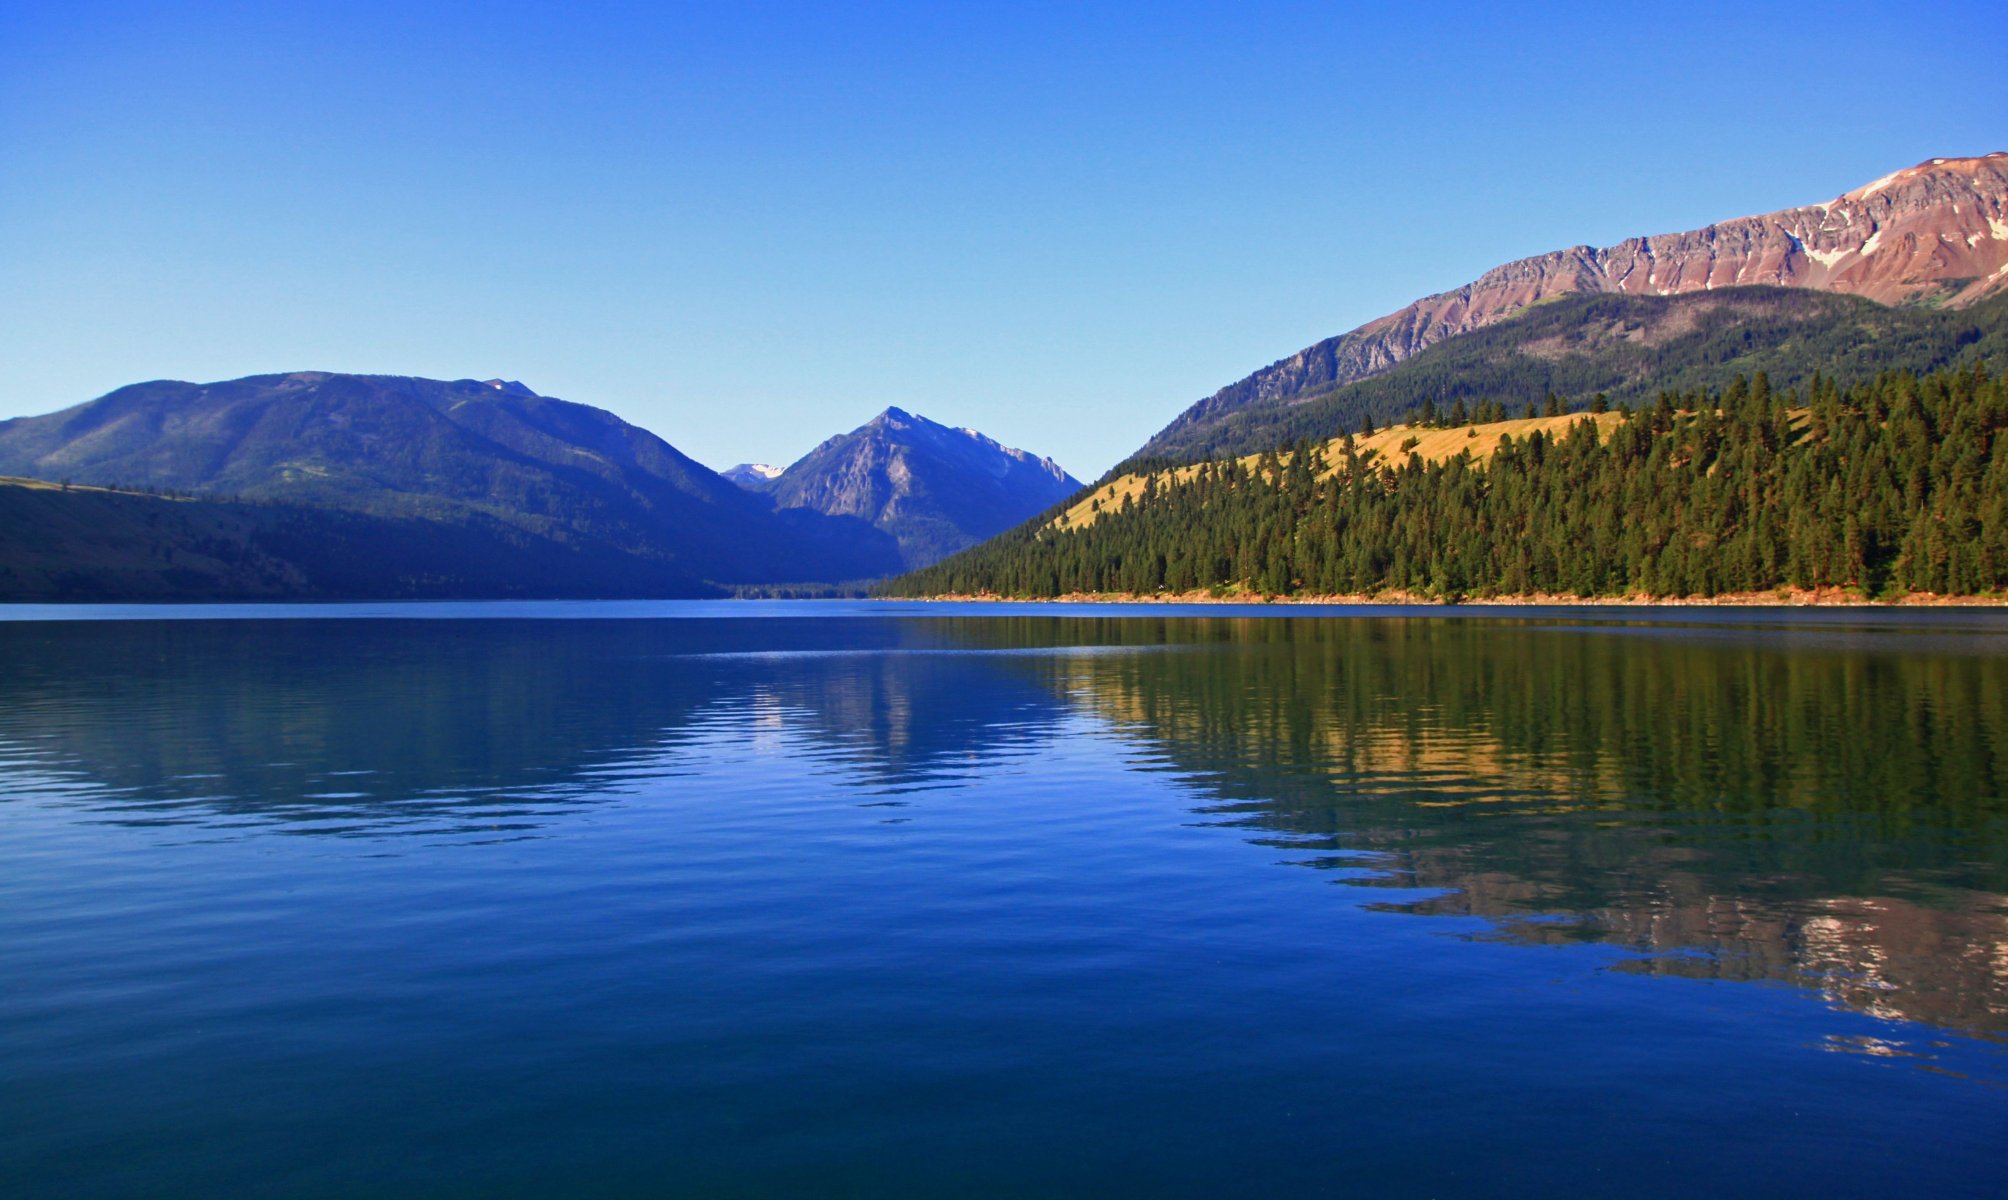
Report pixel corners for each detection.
[722,462,784,488]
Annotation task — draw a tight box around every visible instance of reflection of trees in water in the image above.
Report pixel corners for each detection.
[4,612,2005,1034]
[1033,616,2008,1037]
[0,620,738,833]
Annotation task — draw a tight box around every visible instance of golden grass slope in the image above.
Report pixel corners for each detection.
[0,474,185,498]
[1055,413,1626,531]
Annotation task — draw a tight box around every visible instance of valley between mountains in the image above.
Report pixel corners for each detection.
[3,154,2006,603]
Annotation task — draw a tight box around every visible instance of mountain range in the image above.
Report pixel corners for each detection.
[0,374,1078,597]
[6,153,2008,602]
[1131,153,2008,469]
[0,372,905,588]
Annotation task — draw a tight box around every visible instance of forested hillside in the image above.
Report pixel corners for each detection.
[0,477,722,601]
[883,365,2008,600]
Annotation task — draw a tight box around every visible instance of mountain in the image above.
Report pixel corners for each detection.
[0,372,902,590]
[1134,153,2008,468]
[1153,287,2008,464]
[750,407,1082,569]
[722,463,783,488]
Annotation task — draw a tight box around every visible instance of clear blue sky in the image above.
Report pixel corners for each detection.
[3,1,2002,478]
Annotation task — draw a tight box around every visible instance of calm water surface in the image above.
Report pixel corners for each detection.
[2,601,2005,1197]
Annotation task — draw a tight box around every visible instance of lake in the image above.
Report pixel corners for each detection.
[2,601,2004,1197]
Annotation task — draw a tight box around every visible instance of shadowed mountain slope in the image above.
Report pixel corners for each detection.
[0,475,729,600]
[0,373,902,588]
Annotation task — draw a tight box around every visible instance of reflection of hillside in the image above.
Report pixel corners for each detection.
[0,621,731,833]
[6,611,2004,1036]
[0,618,1081,832]
[1035,616,2008,1036]
[1396,867,2008,1036]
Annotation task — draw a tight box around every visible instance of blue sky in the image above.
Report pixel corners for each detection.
[3,1,2002,478]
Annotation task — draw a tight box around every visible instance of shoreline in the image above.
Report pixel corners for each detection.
[900,587,2008,608]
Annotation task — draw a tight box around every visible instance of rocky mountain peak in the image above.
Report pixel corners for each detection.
[1843,152,2008,202]
[752,409,1082,569]
[1135,154,2008,463]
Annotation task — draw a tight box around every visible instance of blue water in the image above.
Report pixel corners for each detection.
[2,602,2004,1197]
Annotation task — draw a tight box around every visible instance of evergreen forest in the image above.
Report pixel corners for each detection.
[882,365,2008,600]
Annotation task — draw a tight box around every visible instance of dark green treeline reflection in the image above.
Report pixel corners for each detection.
[1014,614,2008,1039]
[2,611,2004,1037]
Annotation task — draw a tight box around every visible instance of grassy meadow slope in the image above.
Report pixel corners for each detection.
[1059,412,1629,532]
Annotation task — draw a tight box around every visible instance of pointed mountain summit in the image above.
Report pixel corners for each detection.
[1135,153,2008,466]
[757,407,1081,568]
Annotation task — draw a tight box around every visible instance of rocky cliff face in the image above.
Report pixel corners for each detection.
[1138,154,2008,461]
[762,407,1081,569]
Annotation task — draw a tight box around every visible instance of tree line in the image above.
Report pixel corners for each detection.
[881,364,2008,600]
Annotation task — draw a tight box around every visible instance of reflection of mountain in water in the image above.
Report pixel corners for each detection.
[0,618,1079,834]
[3,611,2005,1039]
[660,647,1077,802]
[1026,615,2008,1038]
